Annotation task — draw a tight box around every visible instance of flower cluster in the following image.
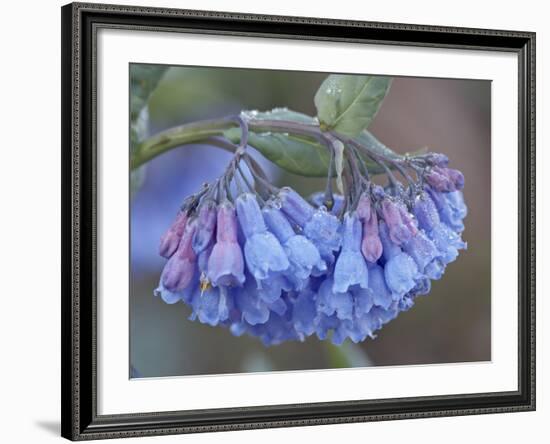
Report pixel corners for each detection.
[155,142,467,346]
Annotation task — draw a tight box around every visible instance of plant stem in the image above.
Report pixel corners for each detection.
[131,118,237,169]
[131,115,411,178]
[131,117,324,170]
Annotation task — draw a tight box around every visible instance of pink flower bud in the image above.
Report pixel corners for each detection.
[160,218,197,291]
[361,211,383,263]
[397,204,418,237]
[381,199,411,245]
[444,168,464,190]
[279,187,314,227]
[158,212,187,258]
[355,193,371,221]
[207,201,245,287]
[216,201,238,243]
[425,166,455,192]
[192,200,217,254]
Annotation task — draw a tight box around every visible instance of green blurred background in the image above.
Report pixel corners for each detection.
[130,65,491,377]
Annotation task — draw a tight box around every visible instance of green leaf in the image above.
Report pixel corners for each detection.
[225,127,331,177]
[314,75,392,137]
[226,108,403,177]
[227,109,330,177]
[241,107,317,124]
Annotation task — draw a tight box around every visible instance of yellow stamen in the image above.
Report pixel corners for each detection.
[199,273,212,295]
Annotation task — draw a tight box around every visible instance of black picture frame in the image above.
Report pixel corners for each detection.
[61,2,536,440]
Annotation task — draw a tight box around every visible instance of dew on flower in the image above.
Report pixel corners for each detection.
[153,107,467,346]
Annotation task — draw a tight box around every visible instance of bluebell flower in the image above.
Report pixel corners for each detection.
[384,254,419,299]
[267,296,288,316]
[197,243,213,274]
[255,271,292,303]
[371,304,399,325]
[414,189,467,266]
[413,193,441,232]
[425,166,456,192]
[192,199,217,254]
[428,223,467,264]
[309,191,345,215]
[315,314,340,341]
[379,221,420,300]
[411,277,432,297]
[248,311,301,346]
[426,166,465,192]
[315,272,398,345]
[279,187,314,226]
[331,321,357,345]
[427,187,467,232]
[332,314,377,345]
[403,230,440,276]
[446,191,468,221]
[263,205,325,288]
[280,187,342,264]
[160,218,198,292]
[329,277,401,345]
[158,211,187,258]
[424,260,445,280]
[366,264,393,309]
[333,212,369,293]
[304,208,341,265]
[315,280,335,317]
[303,209,342,265]
[154,284,182,304]
[355,192,372,221]
[425,152,449,167]
[189,285,231,326]
[361,208,383,263]
[397,295,415,312]
[352,286,375,316]
[206,201,245,287]
[317,277,354,321]
[445,168,465,190]
[381,197,414,245]
[291,289,318,338]
[233,277,271,325]
[154,278,196,305]
[236,193,289,283]
[397,202,419,237]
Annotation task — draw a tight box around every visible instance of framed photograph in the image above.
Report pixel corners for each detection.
[61,2,535,440]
